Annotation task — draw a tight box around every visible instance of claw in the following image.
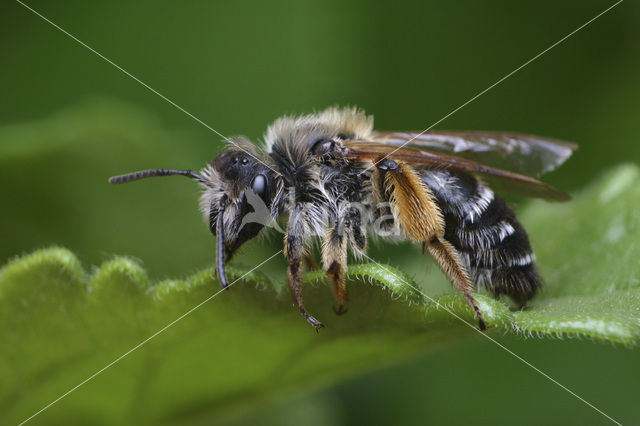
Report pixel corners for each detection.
[476,317,487,331]
[333,304,348,315]
[463,293,487,332]
[306,314,324,332]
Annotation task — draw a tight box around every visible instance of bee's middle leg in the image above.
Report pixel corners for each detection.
[304,253,320,271]
[322,217,349,315]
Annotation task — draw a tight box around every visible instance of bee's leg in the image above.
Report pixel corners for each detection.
[424,238,487,331]
[304,252,320,271]
[285,203,324,331]
[375,157,487,330]
[286,260,323,330]
[371,162,395,229]
[322,216,349,315]
[347,207,367,255]
[374,157,444,241]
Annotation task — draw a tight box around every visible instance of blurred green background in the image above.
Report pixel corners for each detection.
[1,0,639,424]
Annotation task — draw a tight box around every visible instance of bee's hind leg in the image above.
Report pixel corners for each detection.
[424,237,487,331]
[373,156,487,331]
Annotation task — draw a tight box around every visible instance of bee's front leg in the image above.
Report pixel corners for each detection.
[286,260,324,330]
[285,203,324,331]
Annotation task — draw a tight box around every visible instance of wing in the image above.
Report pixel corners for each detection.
[371,130,577,177]
[343,141,570,201]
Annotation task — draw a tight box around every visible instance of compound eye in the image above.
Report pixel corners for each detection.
[311,139,335,156]
[251,174,268,199]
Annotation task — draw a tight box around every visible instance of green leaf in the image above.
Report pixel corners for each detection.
[1,164,639,425]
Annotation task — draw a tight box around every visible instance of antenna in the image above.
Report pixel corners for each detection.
[108,169,205,184]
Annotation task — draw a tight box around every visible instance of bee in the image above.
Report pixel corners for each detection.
[110,107,575,331]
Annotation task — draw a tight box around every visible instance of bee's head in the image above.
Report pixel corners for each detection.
[109,145,277,289]
[203,148,278,253]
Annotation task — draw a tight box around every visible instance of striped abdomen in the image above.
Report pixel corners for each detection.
[420,168,541,306]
